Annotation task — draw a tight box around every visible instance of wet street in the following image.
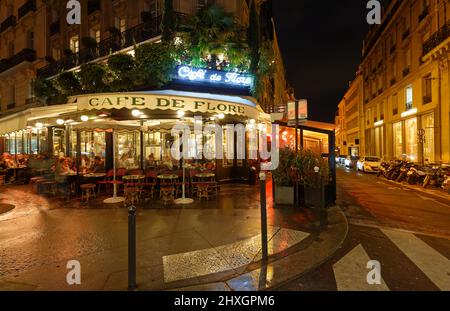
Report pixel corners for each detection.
[278,166,450,291]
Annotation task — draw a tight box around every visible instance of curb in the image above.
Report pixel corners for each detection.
[172,206,349,291]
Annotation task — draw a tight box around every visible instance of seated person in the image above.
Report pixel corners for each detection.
[145,153,156,169]
[90,156,105,173]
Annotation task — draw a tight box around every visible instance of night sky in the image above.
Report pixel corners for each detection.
[273,1,370,123]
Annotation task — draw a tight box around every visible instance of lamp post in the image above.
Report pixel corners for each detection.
[260,172,268,262]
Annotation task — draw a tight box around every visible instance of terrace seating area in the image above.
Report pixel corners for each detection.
[0,152,220,206]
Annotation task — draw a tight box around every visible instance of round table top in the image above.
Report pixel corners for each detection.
[157,174,178,180]
[58,172,77,176]
[123,175,145,180]
[195,173,215,178]
[10,166,27,170]
[83,173,106,178]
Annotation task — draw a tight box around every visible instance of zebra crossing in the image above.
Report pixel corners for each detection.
[330,226,450,291]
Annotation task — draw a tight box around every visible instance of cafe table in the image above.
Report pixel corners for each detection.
[195,172,215,181]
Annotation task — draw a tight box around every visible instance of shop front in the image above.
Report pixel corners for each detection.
[0,90,271,183]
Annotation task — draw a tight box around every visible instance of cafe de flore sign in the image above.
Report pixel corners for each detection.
[75,92,266,120]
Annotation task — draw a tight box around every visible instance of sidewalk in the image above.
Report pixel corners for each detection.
[0,182,347,291]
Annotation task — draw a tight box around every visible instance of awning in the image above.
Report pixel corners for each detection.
[0,104,78,135]
[71,90,271,122]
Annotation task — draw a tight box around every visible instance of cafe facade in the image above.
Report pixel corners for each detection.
[0,89,271,182]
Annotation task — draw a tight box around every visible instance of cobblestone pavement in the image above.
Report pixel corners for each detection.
[0,181,335,290]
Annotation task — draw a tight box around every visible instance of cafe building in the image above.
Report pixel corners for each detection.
[0,87,271,183]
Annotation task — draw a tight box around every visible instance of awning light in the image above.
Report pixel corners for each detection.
[374,120,384,127]
[80,115,89,122]
[177,111,185,118]
[35,122,43,129]
[56,119,65,125]
[132,109,142,117]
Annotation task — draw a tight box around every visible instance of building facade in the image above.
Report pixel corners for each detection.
[0,0,287,118]
[337,0,450,164]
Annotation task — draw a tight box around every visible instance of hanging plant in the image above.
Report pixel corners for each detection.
[55,71,81,96]
[133,42,176,88]
[78,63,109,93]
[107,53,136,91]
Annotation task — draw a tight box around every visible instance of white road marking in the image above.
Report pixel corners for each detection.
[415,194,449,207]
[333,244,389,291]
[382,228,450,291]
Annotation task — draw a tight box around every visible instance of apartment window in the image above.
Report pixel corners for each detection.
[146,0,161,17]
[405,48,411,68]
[51,9,59,22]
[70,35,79,53]
[90,28,101,43]
[380,102,385,120]
[393,61,397,78]
[423,74,432,104]
[392,93,398,115]
[115,17,126,33]
[52,47,60,61]
[27,31,34,50]
[405,85,413,110]
[390,33,397,52]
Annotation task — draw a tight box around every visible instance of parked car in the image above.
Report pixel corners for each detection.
[338,155,348,165]
[345,155,359,168]
[357,156,381,173]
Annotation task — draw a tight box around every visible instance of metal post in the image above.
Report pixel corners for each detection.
[128,205,137,290]
[259,172,268,262]
[295,100,299,152]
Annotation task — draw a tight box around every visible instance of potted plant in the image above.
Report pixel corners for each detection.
[294,149,329,208]
[272,147,297,205]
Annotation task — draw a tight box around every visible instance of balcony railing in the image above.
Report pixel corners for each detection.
[88,0,101,15]
[423,22,450,56]
[25,97,39,105]
[18,0,36,19]
[1,15,16,33]
[403,67,410,77]
[50,20,60,36]
[393,108,398,115]
[0,48,36,74]
[7,103,16,110]
[38,15,163,79]
[390,45,396,54]
[419,6,429,23]
[402,29,410,41]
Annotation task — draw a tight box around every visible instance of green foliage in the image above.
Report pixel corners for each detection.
[107,53,136,91]
[133,42,176,88]
[248,0,261,74]
[32,77,59,103]
[273,148,330,188]
[273,147,297,187]
[252,42,275,99]
[55,71,81,96]
[294,149,330,187]
[78,63,109,93]
[183,4,247,71]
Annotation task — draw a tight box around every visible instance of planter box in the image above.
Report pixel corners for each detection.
[304,186,323,208]
[274,185,295,205]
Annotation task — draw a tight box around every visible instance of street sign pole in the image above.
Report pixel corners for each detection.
[260,172,268,262]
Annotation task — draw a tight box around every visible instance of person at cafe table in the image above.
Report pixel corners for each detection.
[89,156,105,174]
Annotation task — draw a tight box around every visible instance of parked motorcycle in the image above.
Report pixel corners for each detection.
[423,166,449,188]
[396,162,414,182]
[406,165,427,185]
[442,173,450,193]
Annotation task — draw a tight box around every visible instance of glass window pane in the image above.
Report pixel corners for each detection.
[405,118,417,162]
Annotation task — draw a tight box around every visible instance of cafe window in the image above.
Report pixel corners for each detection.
[117,131,140,170]
[393,121,403,159]
[38,128,48,154]
[405,117,418,162]
[53,128,66,157]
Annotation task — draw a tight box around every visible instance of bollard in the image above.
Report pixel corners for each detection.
[259,172,268,262]
[128,205,137,290]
